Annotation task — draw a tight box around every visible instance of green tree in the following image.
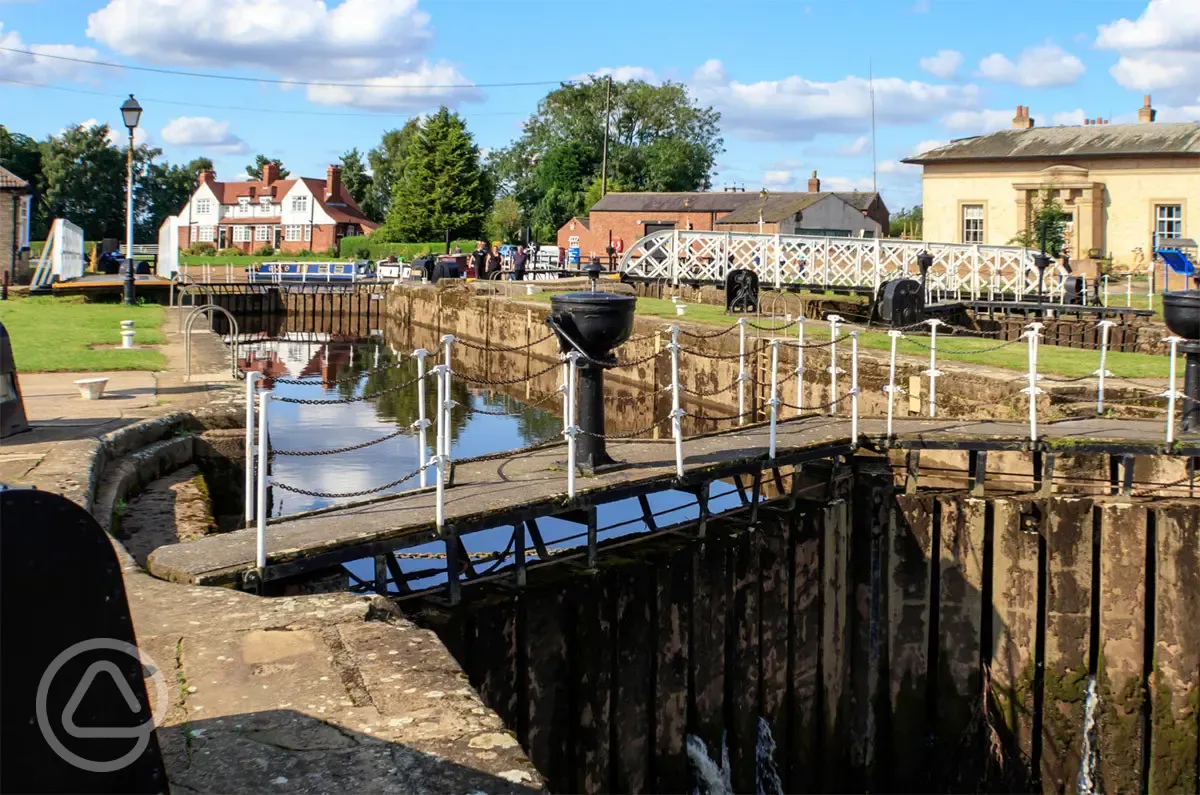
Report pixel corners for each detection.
[339,147,372,210]
[245,154,289,180]
[484,194,523,244]
[40,123,127,240]
[1009,189,1069,256]
[365,119,421,222]
[186,156,214,174]
[383,108,491,242]
[0,125,48,237]
[889,205,923,238]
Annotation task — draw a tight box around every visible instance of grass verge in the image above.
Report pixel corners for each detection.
[0,296,167,372]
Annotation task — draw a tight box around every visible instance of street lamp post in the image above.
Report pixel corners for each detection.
[121,95,142,305]
[758,188,768,233]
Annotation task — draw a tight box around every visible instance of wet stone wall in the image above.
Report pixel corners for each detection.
[412,456,1198,794]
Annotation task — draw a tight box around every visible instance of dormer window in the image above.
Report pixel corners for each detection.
[238,197,250,212]
[260,196,271,209]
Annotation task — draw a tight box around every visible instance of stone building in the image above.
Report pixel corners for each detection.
[1,166,33,281]
[905,96,1200,269]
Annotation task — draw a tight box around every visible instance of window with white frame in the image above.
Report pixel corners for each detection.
[291,195,308,213]
[255,225,270,242]
[196,198,212,215]
[1156,204,1183,239]
[197,225,215,242]
[285,225,302,241]
[961,204,984,244]
[304,224,312,242]
[237,197,250,214]
[259,196,271,210]
[233,226,251,243]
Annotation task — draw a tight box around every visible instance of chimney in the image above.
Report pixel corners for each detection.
[808,170,821,193]
[197,169,215,186]
[262,161,279,186]
[326,165,342,202]
[1138,94,1156,123]
[1012,105,1034,130]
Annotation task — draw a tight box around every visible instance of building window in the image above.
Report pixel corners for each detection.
[291,195,308,213]
[1156,204,1183,240]
[237,197,250,214]
[196,198,212,215]
[197,225,215,242]
[233,226,251,242]
[260,196,271,210]
[961,204,984,244]
[304,224,312,242]
[255,225,270,242]
[285,225,303,242]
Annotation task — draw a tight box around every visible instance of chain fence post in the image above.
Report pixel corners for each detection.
[1021,323,1044,442]
[1162,336,1183,445]
[433,363,448,483]
[885,330,902,439]
[1094,321,1114,415]
[737,317,748,426]
[924,318,943,417]
[1102,275,1109,307]
[795,316,807,416]
[440,334,456,467]
[243,371,262,526]
[1126,273,1132,308]
[413,349,430,488]
[849,331,860,445]
[566,351,580,498]
[827,314,843,416]
[433,454,445,531]
[768,338,781,459]
[669,326,685,479]
[560,353,570,437]
[255,391,271,569]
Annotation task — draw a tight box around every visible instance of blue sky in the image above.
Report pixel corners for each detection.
[2,0,1198,211]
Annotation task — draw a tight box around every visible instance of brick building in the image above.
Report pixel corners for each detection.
[1,166,33,280]
[174,163,378,254]
[557,172,888,256]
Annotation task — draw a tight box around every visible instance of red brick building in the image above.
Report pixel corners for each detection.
[174,163,378,254]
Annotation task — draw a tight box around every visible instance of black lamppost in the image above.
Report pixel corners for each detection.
[121,95,143,305]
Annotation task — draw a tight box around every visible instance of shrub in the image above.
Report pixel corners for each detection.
[293,249,313,258]
[254,244,276,257]
[320,246,340,258]
[218,247,241,257]
[184,243,215,256]
[338,236,478,261]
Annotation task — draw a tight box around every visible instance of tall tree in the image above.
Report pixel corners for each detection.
[484,194,523,244]
[383,108,491,242]
[339,147,372,210]
[366,119,421,221]
[186,156,214,174]
[492,77,723,239]
[245,154,289,180]
[40,123,127,240]
[0,125,47,237]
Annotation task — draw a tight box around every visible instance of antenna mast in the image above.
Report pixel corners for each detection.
[869,59,877,193]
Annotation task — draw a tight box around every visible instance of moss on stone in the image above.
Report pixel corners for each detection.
[1040,664,1089,790]
[1096,650,1145,794]
[1149,658,1200,793]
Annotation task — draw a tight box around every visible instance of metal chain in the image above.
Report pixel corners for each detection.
[779,392,851,412]
[272,426,410,456]
[452,330,557,353]
[455,434,564,463]
[454,358,561,386]
[1040,373,1100,384]
[678,340,769,360]
[469,390,561,415]
[898,336,1023,354]
[576,414,673,439]
[692,407,759,422]
[271,372,423,405]
[612,349,663,368]
[678,324,739,340]
[270,347,443,387]
[747,318,799,332]
[273,462,428,498]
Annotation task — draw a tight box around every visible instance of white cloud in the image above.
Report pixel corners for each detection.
[911,138,947,155]
[688,59,980,141]
[1096,0,1200,99]
[941,108,1014,133]
[86,0,480,111]
[819,175,877,192]
[575,66,660,84]
[919,50,962,79]
[763,170,795,189]
[73,118,153,147]
[0,23,103,84]
[977,43,1086,87]
[839,136,870,156]
[160,116,248,154]
[1051,108,1087,126]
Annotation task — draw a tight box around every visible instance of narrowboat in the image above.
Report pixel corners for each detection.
[249,261,377,283]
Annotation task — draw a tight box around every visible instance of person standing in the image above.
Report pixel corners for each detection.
[486,245,503,279]
[511,245,528,281]
[470,240,488,279]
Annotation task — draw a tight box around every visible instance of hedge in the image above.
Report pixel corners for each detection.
[338,236,481,261]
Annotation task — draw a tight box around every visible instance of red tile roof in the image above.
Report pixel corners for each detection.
[0,166,30,190]
[202,173,378,231]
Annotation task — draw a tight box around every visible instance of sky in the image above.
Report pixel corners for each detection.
[2,0,1198,212]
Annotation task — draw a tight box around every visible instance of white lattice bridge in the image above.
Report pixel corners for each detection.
[619,230,1070,302]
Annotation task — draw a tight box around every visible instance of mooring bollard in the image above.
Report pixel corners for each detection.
[885,330,902,438]
[924,318,943,417]
[849,331,860,445]
[440,335,456,466]
[566,351,580,497]
[413,349,430,488]
[1021,323,1044,442]
[243,371,262,526]
[1094,321,1114,415]
[1162,336,1183,445]
[432,363,448,483]
[120,320,136,349]
[795,316,807,415]
[827,314,843,416]
[669,326,685,479]
[768,338,781,459]
[737,318,748,425]
[255,391,271,569]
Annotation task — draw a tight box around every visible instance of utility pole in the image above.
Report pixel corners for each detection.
[600,74,612,197]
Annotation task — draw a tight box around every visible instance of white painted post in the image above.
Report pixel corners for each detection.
[1162,336,1183,445]
[1094,321,1114,415]
[924,318,943,418]
[1102,275,1109,307]
[668,326,685,479]
[737,318,748,425]
[243,371,262,526]
[1147,273,1153,311]
[885,330,902,438]
[433,363,447,483]
[768,339,780,459]
[413,349,430,488]
[433,454,445,531]
[1021,323,1044,442]
[440,334,456,467]
[1126,274,1132,308]
[255,392,270,569]
[566,351,580,498]
[849,331,860,445]
[827,314,843,416]
[774,233,783,290]
[795,316,806,416]
[560,354,570,436]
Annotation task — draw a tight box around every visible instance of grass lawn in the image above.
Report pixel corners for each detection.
[0,296,167,372]
[529,293,1180,380]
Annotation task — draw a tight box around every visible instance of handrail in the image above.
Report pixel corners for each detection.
[184,305,241,381]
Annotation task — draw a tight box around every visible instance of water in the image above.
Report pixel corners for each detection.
[687,734,732,795]
[755,717,784,795]
[1077,674,1099,794]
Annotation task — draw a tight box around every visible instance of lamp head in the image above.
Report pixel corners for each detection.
[120,94,142,130]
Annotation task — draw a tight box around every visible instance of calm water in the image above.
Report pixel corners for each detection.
[240,331,742,592]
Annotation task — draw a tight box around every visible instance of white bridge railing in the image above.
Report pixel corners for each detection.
[619,230,1071,302]
[30,219,86,287]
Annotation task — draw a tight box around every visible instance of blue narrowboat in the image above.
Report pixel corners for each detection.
[249,261,377,283]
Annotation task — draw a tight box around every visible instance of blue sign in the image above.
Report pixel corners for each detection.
[568,246,581,264]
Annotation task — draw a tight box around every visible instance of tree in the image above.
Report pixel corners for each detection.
[40,123,127,240]
[383,108,491,242]
[1009,189,1069,256]
[365,119,421,221]
[245,154,289,180]
[0,125,47,237]
[339,148,372,209]
[491,77,723,239]
[484,194,523,244]
[186,156,214,174]
[889,205,923,238]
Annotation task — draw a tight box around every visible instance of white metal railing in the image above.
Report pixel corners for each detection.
[619,229,1070,302]
[157,217,179,279]
[30,219,86,287]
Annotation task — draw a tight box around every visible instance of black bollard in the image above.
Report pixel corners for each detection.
[1162,288,1200,431]
[1033,252,1051,303]
[548,291,635,472]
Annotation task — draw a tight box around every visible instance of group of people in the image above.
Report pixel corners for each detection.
[469,241,532,281]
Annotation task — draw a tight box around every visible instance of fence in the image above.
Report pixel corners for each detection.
[30,219,86,287]
[243,317,1191,572]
